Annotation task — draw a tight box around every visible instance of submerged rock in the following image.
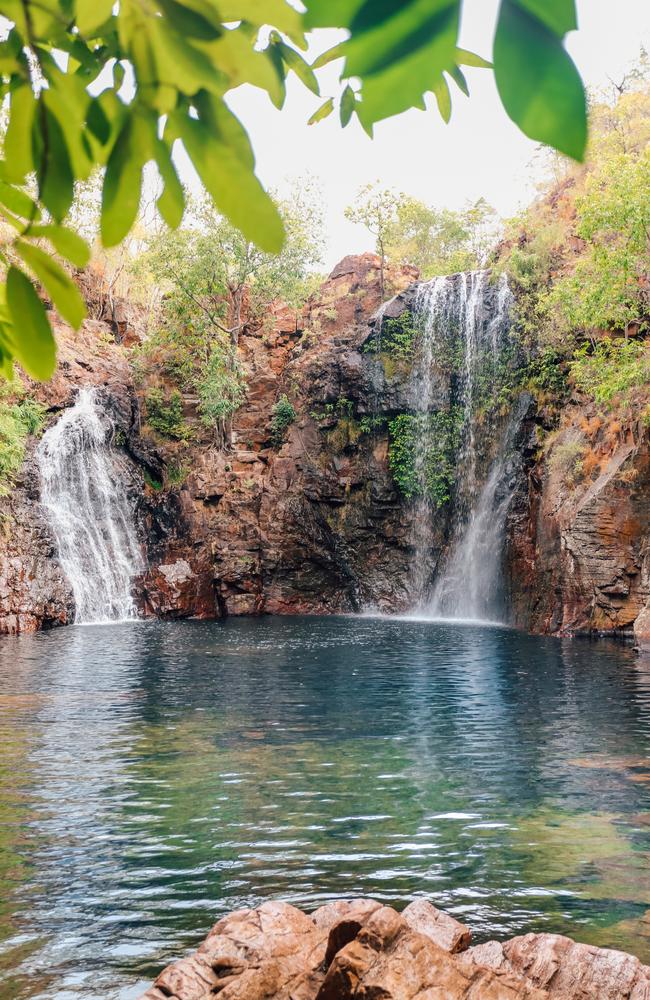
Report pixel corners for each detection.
[137,898,649,1000]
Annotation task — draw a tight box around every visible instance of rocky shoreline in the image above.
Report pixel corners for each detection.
[139,897,650,1000]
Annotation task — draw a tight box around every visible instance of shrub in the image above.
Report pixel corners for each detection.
[388,408,462,506]
[196,343,247,442]
[0,394,46,495]
[143,469,163,491]
[548,437,585,485]
[167,462,189,487]
[524,347,570,398]
[145,388,191,439]
[270,394,296,447]
[569,339,650,405]
[365,311,417,360]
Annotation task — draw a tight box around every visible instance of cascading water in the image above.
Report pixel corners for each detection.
[37,388,144,623]
[408,270,516,621]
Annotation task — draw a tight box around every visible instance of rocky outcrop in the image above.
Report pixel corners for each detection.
[137,898,650,1000]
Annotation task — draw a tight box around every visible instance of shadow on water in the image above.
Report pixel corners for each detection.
[0,616,649,998]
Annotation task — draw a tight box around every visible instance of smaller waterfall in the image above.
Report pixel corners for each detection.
[37,388,144,624]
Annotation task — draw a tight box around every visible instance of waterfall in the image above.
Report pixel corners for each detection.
[37,388,144,624]
[408,270,516,621]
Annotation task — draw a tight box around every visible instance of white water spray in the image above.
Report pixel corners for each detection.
[37,388,144,623]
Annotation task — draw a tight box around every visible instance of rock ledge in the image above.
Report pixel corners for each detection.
[139,898,650,1000]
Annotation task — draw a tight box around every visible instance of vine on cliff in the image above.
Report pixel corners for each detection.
[388,409,462,507]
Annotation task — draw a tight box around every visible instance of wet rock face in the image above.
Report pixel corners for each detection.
[0,451,74,633]
[138,898,649,1000]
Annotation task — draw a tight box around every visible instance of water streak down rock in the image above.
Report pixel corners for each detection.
[37,387,144,623]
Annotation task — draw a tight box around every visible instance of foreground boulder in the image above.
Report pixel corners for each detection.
[138,898,650,1000]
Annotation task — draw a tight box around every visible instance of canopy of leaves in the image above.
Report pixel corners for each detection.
[497,69,650,407]
[0,0,587,381]
[137,180,323,371]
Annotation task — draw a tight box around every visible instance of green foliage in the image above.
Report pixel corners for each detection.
[547,437,585,485]
[388,409,462,507]
[544,149,650,338]
[381,314,418,359]
[143,469,163,492]
[0,0,588,381]
[0,391,45,495]
[498,77,650,402]
[270,394,297,447]
[385,196,499,277]
[570,339,650,405]
[166,462,189,487]
[524,348,570,397]
[137,182,324,359]
[145,388,190,440]
[359,415,387,435]
[196,343,247,438]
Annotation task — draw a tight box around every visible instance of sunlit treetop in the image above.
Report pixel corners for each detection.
[0,0,587,380]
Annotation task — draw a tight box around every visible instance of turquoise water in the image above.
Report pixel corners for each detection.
[1,617,649,999]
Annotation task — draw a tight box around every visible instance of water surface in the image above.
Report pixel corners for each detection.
[1,617,649,999]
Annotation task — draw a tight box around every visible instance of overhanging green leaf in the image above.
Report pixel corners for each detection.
[343,0,458,78]
[76,0,113,36]
[456,47,492,69]
[101,117,147,247]
[340,84,356,127]
[0,180,40,221]
[4,85,36,184]
[154,140,185,230]
[172,107,285,253]
[5,267,57,380]
[432,75,452,122]
[16,240,86,329]
[513,0,578,37]
[308,97,334,125]
[37,107,75,223]
[29,225,91,268]
[219,0,307,49]
[494,0,587,160]
[274,40,320,95]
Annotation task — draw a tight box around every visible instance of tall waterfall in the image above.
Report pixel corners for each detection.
[409,270,516,621]
[37,388,144,623]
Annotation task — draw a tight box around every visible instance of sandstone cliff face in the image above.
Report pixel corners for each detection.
[139,253,424,620]
[506,399,650,641]
[3,255,650,640]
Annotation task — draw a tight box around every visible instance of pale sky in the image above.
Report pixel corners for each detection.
[210,0,650,270]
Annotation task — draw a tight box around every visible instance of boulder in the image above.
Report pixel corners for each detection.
[137,899,650,1000]
[466,933,650,999]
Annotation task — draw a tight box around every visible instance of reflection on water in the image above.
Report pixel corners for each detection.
[0,617,649,999]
